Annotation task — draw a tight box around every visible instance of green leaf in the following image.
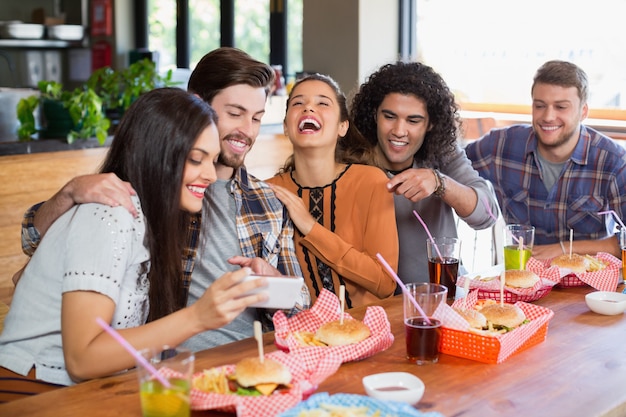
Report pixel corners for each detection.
[16,95,40,140]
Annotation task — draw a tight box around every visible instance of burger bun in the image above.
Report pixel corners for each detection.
[550,254,590,274]
[315,319,371,346]
[503,269,540,289]
[453,308,487,329]
[234,357,292,388]
[480,303,526,329]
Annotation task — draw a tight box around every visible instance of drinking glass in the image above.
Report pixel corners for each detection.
[619,228,626,282]
[403,283,447,365]
[137,346,194,417]
[426,237,461,300]
[503,224,535,270]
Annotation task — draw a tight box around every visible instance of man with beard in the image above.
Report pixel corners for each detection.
[17,47,307,350]
[465,60,626,259]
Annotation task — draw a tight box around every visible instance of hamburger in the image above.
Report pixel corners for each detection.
[314,319,371,346]
[193,357,292,396]
[232,357,292,396]
[454,308,487,329]
[480,303,527,332]
[502,269,540,289]
[550,253,591,274]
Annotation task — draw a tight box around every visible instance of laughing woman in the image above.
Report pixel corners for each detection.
[267,74,398,308]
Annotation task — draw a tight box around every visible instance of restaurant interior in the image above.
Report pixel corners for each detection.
[1,1,626,416]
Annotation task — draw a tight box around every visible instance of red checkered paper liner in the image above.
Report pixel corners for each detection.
[190,349,342,416]
[456,268,556,303]
[433,290,554,363]
[527,252,621,291]
[272,289,394,363]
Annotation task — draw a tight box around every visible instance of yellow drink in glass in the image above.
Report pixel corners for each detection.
[140,378,190,417]
[504,245,532,270]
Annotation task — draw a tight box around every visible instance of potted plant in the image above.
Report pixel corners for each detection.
[16,80,110,145]
[86,59,178,131]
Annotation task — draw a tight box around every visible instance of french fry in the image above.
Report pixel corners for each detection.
[192,367,230,394]
[585,255,607,272]
[292,331,328,347]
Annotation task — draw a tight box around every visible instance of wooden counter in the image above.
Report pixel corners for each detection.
[1,286,624,417]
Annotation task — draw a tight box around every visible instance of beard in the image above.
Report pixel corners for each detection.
[217,152,245,169]
[535,125,578,150]
[218,133,251,169]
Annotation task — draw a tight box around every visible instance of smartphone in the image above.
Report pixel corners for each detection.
[240,275,304,309]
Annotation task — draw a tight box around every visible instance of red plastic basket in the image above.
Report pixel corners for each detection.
[476,285,553,303]
[439,302,553,364]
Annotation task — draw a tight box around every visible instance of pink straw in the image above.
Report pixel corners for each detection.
[598,210,626,230]
[482,196,520,245]
[412,210,444,261]
[376,253,432,325]
[96,317,171,388]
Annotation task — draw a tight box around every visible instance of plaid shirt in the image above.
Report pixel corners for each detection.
[465,124,626,244]
[21,166,308,313]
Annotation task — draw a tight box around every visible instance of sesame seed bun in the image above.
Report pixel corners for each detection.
[234,357,292,388]
[550,254,590,274]
[480,303,526,329]
[315,319,371,346]
[503,269,540,289]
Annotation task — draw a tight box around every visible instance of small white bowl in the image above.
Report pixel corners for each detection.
[362,372,425,405]
[585,291,626,315]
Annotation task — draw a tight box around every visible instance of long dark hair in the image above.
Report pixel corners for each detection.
[100,87,217,321]
[350,61,459,167]
[279,73,374,173]
[188,47,275,103]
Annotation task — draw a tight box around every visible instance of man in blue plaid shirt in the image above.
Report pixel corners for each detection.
[466,60,626,260]
[20,48,308,351]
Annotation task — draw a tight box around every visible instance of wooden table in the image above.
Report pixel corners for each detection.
[2,286,625,417]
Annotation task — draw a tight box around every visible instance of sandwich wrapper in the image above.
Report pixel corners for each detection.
[434,290,555,363]
[457,265,557,303]
[272,289,394,363]
[527,252,621,291]
[190,349,342,416]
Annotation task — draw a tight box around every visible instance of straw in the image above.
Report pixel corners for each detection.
[598,210,626,230]
[412,210,444,261]
[482,196,521,246]
[95,317,171,388]
[376,253,432,325]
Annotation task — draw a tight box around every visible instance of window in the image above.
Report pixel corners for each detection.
[234,0,270,64]
[416,0,626,113]
[148,0,177,70]
[147,0,302,75]
[189,0,220,68]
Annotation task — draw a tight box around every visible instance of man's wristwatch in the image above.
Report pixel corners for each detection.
[433,169,446,197]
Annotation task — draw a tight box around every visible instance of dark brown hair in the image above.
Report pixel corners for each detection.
[187,47,275,104]
[532,60,588,104]
[279,73,374,173]
[100,88,217,321]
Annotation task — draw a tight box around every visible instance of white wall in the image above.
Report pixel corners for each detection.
[302,0,398,98]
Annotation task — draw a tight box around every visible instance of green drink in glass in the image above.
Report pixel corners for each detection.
[140,378,190,417]
[503,245,532,270]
